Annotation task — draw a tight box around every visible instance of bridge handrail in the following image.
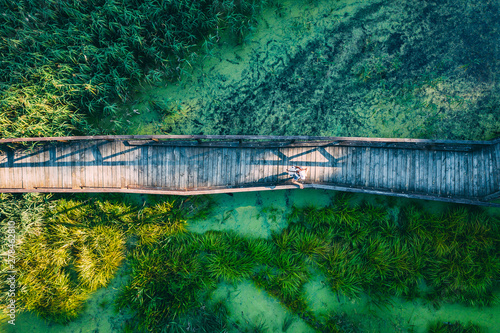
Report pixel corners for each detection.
[0,135,497,145]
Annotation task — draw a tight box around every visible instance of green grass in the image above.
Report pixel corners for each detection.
[0,0,269,138]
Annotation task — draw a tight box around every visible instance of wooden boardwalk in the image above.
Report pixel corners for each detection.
[0,135,499,206]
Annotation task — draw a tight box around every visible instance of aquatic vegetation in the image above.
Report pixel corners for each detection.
[0,193,212,325]
[2,214,125,323]
[427,321,482,333]
[0,0,269,138]
[288,197,500,305]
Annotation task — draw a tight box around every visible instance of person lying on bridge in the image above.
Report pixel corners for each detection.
[287,166,307,189]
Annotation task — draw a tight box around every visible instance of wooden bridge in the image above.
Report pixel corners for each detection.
[0,135,499,207]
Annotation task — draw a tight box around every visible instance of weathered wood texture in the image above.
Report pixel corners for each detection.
[0,137,499,206]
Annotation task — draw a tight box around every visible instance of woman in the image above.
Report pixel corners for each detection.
[287,166,307,189]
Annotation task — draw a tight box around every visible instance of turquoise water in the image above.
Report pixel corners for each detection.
[3,189,499,332]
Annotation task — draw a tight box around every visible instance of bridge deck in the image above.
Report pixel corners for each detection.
[0,135,499,206]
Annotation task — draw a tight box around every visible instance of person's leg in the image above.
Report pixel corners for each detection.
[291,179,304,189]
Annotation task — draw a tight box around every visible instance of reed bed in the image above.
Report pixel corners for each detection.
[2,190,496,330]
[114,192,498,331]
[0,193,213,324]
[0,0,268,138]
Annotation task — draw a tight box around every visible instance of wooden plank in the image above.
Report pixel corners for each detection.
[211,147,218,186]
[447,151,454,196]
[336,146,343,184]
[419,150,426,192]
[163,146,171,188]
[380,148,388,189]
[243,148,252,185]
[359,147,366,186]
[472,150,480,197]
[387,149,394,190]
[79,141,86,188]
[13,149,23,189]
[120,142,129,188]
[152,146,160,187]
[458,152,464,197]
[159,145,166,188]
[136,145,145,188]
[455,152,462,196]
[274,147,281,183]
[225,147,232,186]
[25,148,35,188]
[158,146,165,188]
[158,147,168,187]
[331,146,342,183]
[353,147,361,186]
[193,147,201,189]
[207,147,214,188]
[71,142,80,189]
[19,149,29,189]
[0,150,7,188]
[102,142,110,188]
[343,146,350,185]
[319,147,328,183]
[396,149,403,191]
[256,147,265,184]
[492,145,499,192]
[394,149,402,191]
[404,150,415,192]
[478,149,485,196]
[46,145,55,188]
[386,148,393,191]
[165,146,172,189]
[427,150,434,195]
[484,148,492,195]
[260,148,269,184]
[85,142,95,188]
[217,147,224,186]
[464,152,471,198]
[2,134,494,146]
[440,150,446,196]
[344,146,352,185]
[314,146,320,183]
[132,144,140,188]
[98,142,106,188]
[170,146,178,189]
[369,148,377,188]
[4,149,12,188]
[351,147,358,186]
[486,148,494,195]
[363,147,370,187]
[323,146,331,183]
[254,148,263,184]
[411,150,419,192]
[419,150,426,193]
[62,144,72,188]
[185,147,193,189]
[479,148,487,196]
[97,142,105,188]
[146,145,154,187]
[110,140,120,188]
[432,150,438,195]
[147,144,154,187]
[180,147,188,189]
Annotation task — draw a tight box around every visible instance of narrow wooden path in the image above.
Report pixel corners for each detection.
[0,135,499,206]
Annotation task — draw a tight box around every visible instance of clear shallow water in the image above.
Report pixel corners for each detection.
[3,189,500,332]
